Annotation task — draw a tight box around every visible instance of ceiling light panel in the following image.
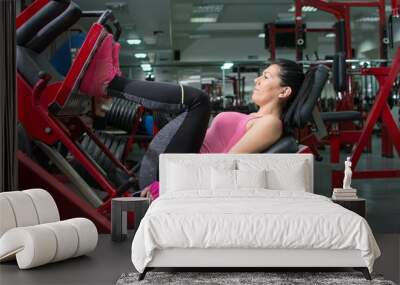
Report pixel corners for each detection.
[105,2,127,10]
[134,53,147,58]
[221,62,234,70]
[356,16,380,22]
[127,39,141,45]
[190,16,218,23]
[325,32,336,38]
[288,6,317,12]
[193,5,223,14]
[141,64,152,71]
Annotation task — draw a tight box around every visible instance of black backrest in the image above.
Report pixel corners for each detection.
[17,0,81,86]
[264,64,329,153]
[17,0,81,53]
[17,1,69,46]
[283,64,329,132]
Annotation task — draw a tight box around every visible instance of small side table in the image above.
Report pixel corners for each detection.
[111,197,150,242]
[332,198,366,218]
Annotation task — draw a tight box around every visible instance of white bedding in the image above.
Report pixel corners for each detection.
[131,190,380,273]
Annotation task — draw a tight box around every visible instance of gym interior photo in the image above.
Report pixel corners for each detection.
[0,0,399,284]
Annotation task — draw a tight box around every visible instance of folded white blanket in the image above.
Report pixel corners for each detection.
[131,190,380,273]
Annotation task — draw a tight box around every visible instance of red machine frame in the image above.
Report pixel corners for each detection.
[17,0,143,231]
[267,0,388,62]
[293,0,396,162]
[332,47,400,187]
[294,0,388,61]
[296,0,396,155]
[268,0,399,166]
[295,0,387,112]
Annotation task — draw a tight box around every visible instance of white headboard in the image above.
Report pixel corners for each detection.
[159,154,314,195]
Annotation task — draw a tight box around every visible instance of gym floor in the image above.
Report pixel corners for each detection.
[1,132,400,285]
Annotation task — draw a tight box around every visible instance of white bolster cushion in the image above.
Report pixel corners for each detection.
[0,226,57,269]
[0,196,17,237]
[0,189,60,239]
[0,218,98,269]
[64,218,98,257]
[24,189,60,224]
[42,221,79,263]
[0,191,39,228]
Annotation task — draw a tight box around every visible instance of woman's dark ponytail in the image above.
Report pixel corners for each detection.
[273,59,304,103]
[271,59,305,133]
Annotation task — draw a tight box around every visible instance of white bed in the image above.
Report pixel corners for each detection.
[131,154,380,280]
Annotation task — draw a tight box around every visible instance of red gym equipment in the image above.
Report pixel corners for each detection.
[295,0,388,125]
[17,0,144,232]
[332,47,400,188]
[267,0,400,182]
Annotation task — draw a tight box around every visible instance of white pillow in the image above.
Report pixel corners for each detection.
[167,160,235,192]
[238,159,307,192]
[236,169,267,189]
[211,169,267,191]
[211,168,236,190]
[268,161,307,191]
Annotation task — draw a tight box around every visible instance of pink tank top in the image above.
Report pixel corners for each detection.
[145,112,260,199]
[200,112,261,153]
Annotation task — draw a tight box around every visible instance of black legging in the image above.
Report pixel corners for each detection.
[107,75,211,156]
[108,76,211,188]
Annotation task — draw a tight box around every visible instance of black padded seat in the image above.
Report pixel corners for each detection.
[264,135,298,154]
[17,46,64,86]
[321,111,362,123]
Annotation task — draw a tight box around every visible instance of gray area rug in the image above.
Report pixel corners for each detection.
[116,271,396,285]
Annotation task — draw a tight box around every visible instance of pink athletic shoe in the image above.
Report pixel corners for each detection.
[148,181,159,200]
[80,34,117,97]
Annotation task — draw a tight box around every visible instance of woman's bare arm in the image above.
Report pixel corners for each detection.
[228,115,282,154]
